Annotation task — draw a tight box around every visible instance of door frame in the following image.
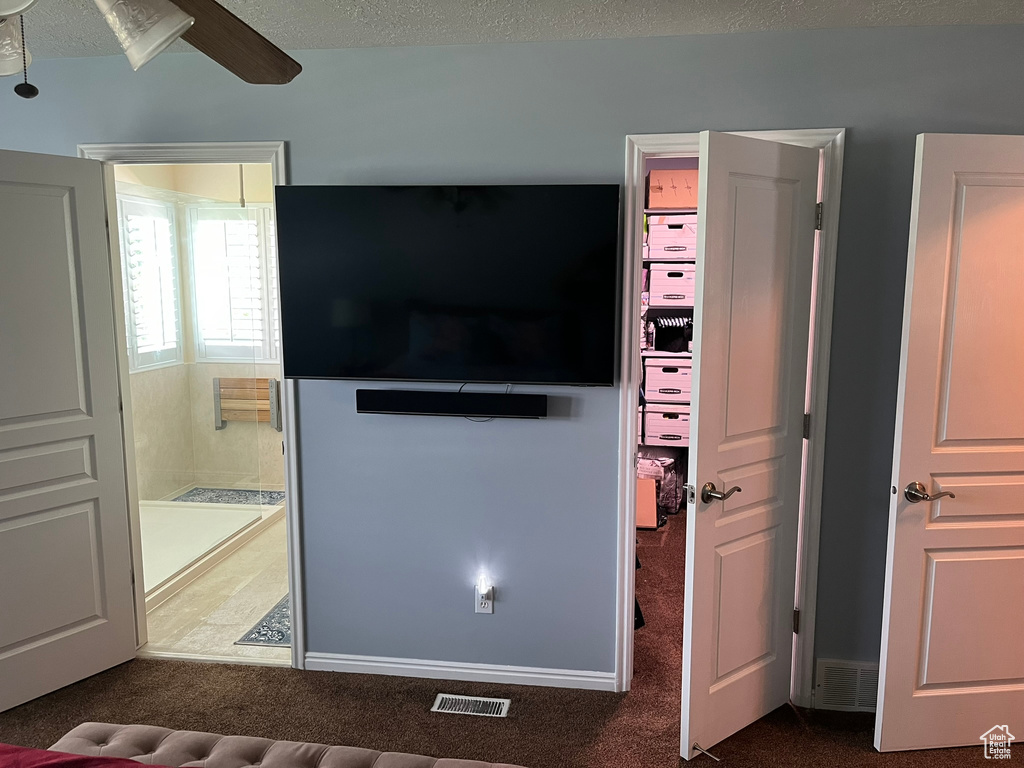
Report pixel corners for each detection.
[77,141,305,670]
[615,128,845,703]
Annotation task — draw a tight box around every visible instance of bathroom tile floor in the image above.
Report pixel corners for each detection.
[143,518,291,664]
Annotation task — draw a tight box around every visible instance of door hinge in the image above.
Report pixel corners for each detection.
[793,608,801,634]
[814,202,823,230]
[803,412,811,440]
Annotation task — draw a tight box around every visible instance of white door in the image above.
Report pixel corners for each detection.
[875,134,1024,752]
[681,131,819,759]
[0,150,136,711]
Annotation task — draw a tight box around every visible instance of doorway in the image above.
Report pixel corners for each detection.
[616,130,845,756]
[79,142,302,668]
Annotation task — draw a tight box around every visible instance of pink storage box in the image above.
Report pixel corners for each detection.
[648,213,697,260]
[644,404,690,446]
[649,263,696,308]
[645,357,692,404]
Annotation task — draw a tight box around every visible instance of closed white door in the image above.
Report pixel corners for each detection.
[875,134,1024,752]
[0,149,136,711]
[681,131,819,759]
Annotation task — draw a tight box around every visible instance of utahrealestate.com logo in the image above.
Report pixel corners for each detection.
[981,726,1015,760]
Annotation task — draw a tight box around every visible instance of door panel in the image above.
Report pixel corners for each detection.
[938,182,1024,442]
[713,529,778,681]
[919,549,1024,686]
[0,184,89,422]
[681,131,818,758]
[0,149,135,712]
[876,134,1024,751]
[0,502,104,647]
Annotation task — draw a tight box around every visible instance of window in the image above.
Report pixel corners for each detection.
[117,197,183,371]
[188,204,279,362]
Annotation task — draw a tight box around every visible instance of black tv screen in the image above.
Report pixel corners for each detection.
[274,185,620,385]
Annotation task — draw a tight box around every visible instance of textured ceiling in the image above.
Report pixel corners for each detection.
[21,0,1024,59]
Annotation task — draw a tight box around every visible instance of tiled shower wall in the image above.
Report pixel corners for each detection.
[129,364,195,500]
[189,362,284,491]
[129,362,285,501]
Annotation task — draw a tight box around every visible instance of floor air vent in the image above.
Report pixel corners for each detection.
[430,693,511,717]
[815,659,879,712]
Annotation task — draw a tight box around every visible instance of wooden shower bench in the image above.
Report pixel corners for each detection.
[213,376,282,431]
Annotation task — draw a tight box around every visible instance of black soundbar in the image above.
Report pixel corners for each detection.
[356,389,547,419]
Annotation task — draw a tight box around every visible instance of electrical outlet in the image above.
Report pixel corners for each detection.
[475,585,493,614]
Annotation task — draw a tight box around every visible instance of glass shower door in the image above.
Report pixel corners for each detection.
[190,200,290,656]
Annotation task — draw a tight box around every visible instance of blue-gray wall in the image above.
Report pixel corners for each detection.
[5,23,1024,672]
[299,381,619,670]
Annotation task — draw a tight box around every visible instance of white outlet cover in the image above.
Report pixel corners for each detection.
[475,586,493,614]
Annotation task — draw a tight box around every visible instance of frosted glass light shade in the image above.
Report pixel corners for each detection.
[94,0,193,71]
[0,0,38,15]
[0,16,30,77]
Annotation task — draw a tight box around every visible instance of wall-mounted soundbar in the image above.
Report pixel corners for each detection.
[356,389,548,419]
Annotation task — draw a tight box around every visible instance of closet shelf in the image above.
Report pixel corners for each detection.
[642,349,692,358]
[645,305,695,314]
[644,208,698,215]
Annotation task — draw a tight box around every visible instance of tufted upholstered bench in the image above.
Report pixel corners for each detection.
[49,723,527,768]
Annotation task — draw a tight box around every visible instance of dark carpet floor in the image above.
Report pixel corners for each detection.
[0,516,984,767]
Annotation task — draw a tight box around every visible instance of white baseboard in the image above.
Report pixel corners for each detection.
[304,652,618,691]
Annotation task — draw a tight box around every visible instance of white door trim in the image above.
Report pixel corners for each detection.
[77,141,287,181]
[616,128,845,701]
[97,162,146,647]
[77,141,305,670]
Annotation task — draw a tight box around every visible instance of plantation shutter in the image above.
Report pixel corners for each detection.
[189,204,278,361]
[117,197,183,370]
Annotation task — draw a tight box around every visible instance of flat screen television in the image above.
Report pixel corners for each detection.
[274,184,621,385]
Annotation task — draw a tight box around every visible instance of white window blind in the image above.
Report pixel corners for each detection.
[188,204,279,362]
[117,197,183,370]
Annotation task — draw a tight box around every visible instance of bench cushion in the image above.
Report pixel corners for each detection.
[50,723,525,768]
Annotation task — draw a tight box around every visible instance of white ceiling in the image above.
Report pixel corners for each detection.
[23,0,1024,59]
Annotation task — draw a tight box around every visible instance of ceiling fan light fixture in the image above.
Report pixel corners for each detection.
[0,0,36,15]
[94,0,194,71]
[0,16,30,77]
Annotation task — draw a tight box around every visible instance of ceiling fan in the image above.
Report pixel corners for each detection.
[0,0,301,98]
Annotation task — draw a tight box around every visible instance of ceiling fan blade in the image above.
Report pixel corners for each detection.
[171,0,301,84]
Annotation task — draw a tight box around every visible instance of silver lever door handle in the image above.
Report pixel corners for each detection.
[903,481,955,504]
[701,482,742,504]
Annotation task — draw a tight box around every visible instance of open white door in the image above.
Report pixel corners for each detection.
[680,131,818,759]
[875,134,1024,752]
[0,149,136,711]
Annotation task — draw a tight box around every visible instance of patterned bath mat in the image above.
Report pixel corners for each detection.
[172,488,285,506]
[236,594,291,647]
